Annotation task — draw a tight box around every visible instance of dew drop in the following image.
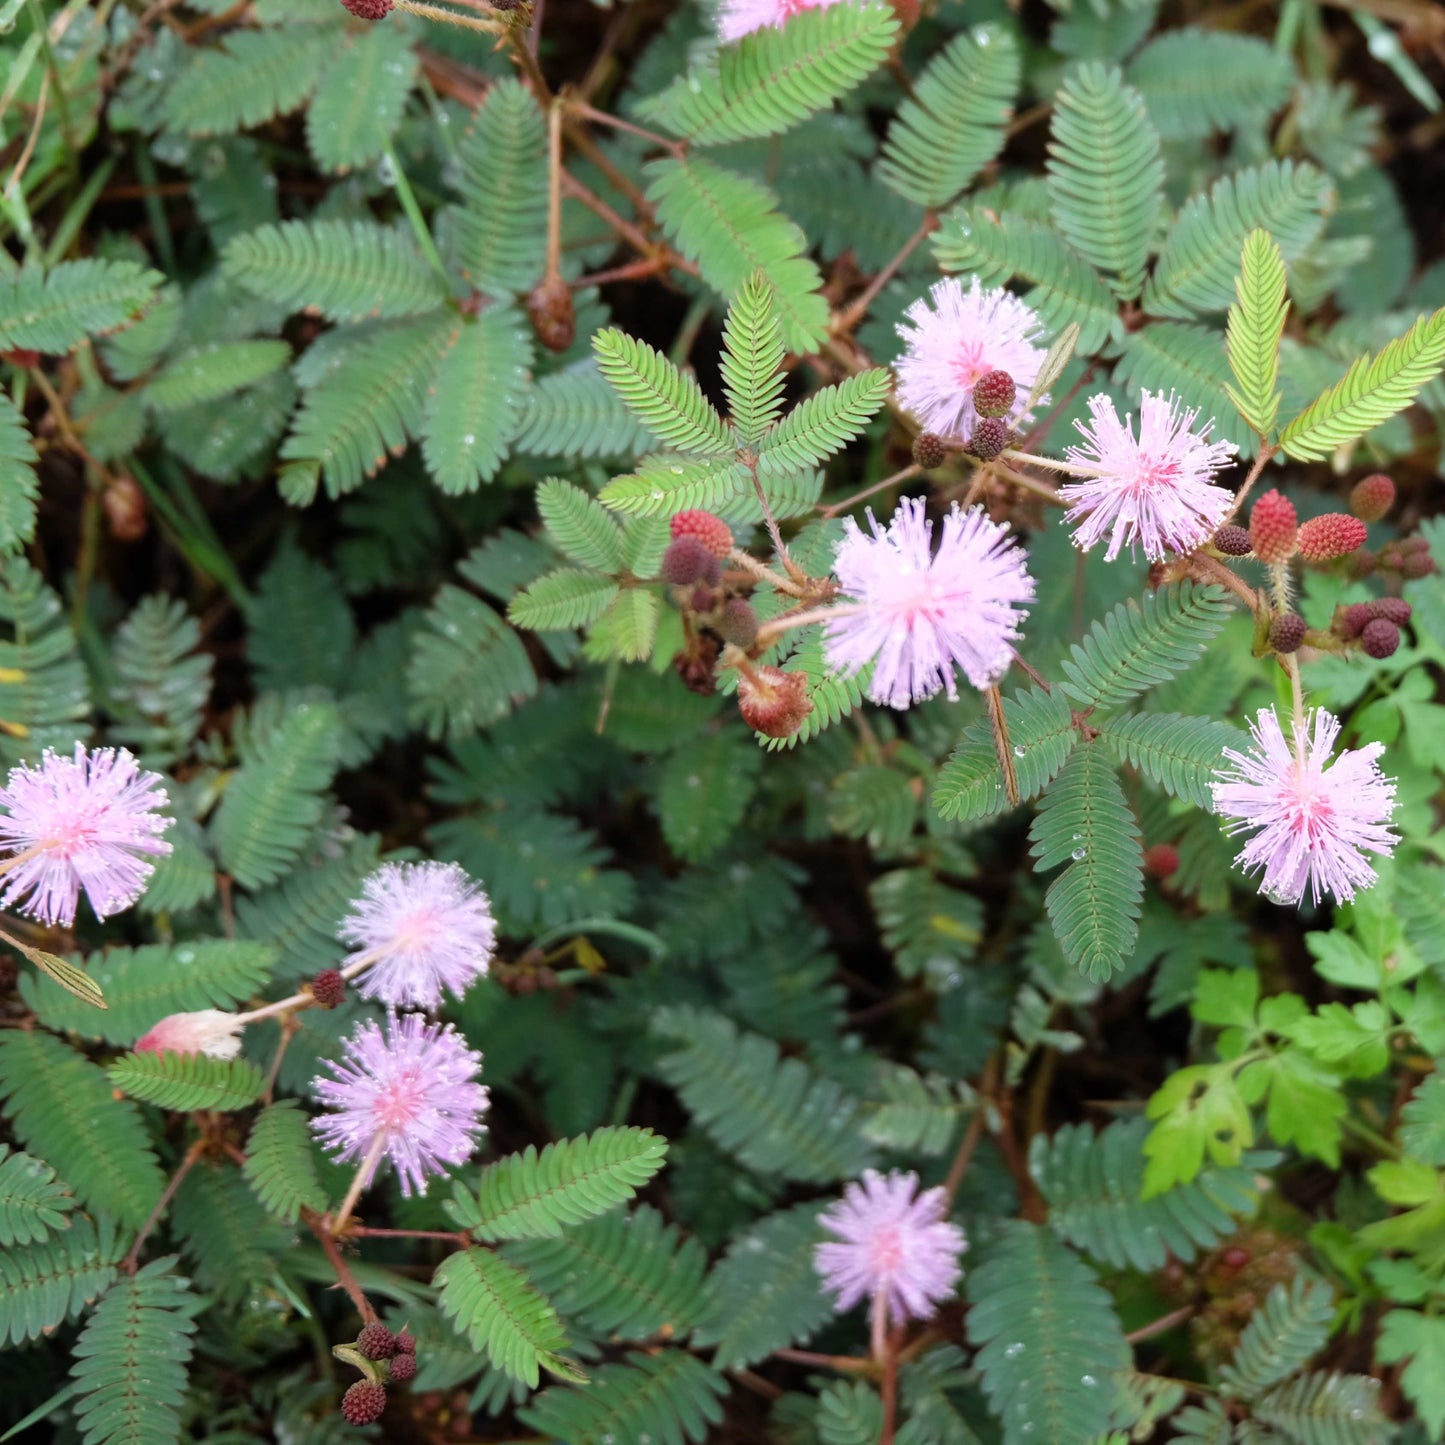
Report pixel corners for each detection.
[1080,1374,1097,1388]
[1003,1341,1025,1359]
[1071,846,1087,861]
[1013,745,1026,757]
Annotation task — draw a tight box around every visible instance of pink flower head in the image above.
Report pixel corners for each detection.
[717,0,852,42]
[1060,392,1237,562]
[312,1011,487,1197]
[815,1169,966,1325]
[823,498,1034,709]
[340,861,495,1010]
[0,744,173,928]
[1212,708,1396,907]
[894,279,1046,439]
[135,1009,244,1061]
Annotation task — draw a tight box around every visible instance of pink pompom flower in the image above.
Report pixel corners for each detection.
[894,279,1046,439]
[135,1009,245,1060]
[340,861,495,1010]
[1212,707,1396,907]
[312,1012,488,1197]
[0,744,173,928]
[717,0,853,42]
[815,1170,966,1336]
[1059,392,1237,562]
[822,498,1034,709]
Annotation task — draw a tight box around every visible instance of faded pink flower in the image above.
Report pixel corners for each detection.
[0,744,173,928]
[1212,708,1396,907]
[340,861,495,1010]
[894,279,1046,439]
[312,1012,487,1197]
[823,498,1034,709]
[815,1169,966,1325]
[135,1009,244,1061]
[718,0,852,42]
[1060,392,1237,562]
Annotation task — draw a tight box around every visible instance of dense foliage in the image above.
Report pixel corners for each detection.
[2,0,1445,1440]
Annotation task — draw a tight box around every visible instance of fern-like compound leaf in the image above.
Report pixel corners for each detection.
[1029,743,1144,982]
[70,1257,200,1445]
[520,1349,728,1445]
[721,274,787,445]
[1278,307,1445,461]
[514,364,657,460]
[449,1127,668,1241]
[879,25,1020,208]
[434,1245,582,1387]
[510,569,620,632]
[1252,1371,1389,1444]
[145,340,291,413]
[1059,583,1233,712]
[0,1145,76,1247]
[1128,30,1295,141]
[647,156,828,351]
[421,309,532,493]
[933,207,1121,356]
[932,687,1079,822]
[242,1102,328,1222]
[1144,162,1331,320]
[594,329,733,456]
[1218,1277,1336,1397]
[967,1221,1131,1445]
[305,26,416,174]
[1030,1118,1260,1271]
[644,2,897,146]
[506,1204,709,1340]
[600,455,751,519]
[164,27,334,136]
[108,1051,265,1113]
[1225,229,1290,438]
[691,1202,834,1367]
[0,392,39,552]
[756,369,890,474]
[0,260,163,354]
[448,77,549,298]
[1045,64,1164,302]
[108,596,214,767]
[0,558,91,764]
[1096,712,1241,808]
[651,1007,876,1183]
[0,1031,164,1230]
[222,219,449,322]
[0,1213,125,1348]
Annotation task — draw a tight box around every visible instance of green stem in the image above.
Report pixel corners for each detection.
[382,141,453,294]
[126,458,251,610]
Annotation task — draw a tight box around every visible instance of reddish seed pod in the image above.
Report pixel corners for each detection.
[341,1381,388,1425]
[1212,524,1252,557]
[912,432,949,470]
[339,0,392,17]
[1249,490,1298,565]
[1361,619,1400,659]
[661,536,720,588]
[1297,513,1368,563]
[1349,473,1395,523]
[1268,613,1307,654]
[972,370,1017,419]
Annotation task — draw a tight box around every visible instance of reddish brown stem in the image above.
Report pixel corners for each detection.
[123,1138,206,1272]
[306,1213,380,1326]
[832,213,938,336]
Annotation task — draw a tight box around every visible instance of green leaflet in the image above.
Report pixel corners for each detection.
[593,329,733,455]
[108,1051,265,1113]
[0,261,163,355]
[1225,229,1289,437]
[0,1145,76,1248]
[305,25,416,173]
[721,274,787,445]
[0,392,40,552]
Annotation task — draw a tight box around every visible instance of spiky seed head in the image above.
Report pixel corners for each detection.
[912,432,948,471]
[738,666,812,739]
[1402,550,1438,579]
[357,1323,397,1360]
[716,598,759,649]
[1249,491,1298,565]
[311,969,345,1009]
[339,0,392,17]
[1143,843,1179,878]
[1268,613,1307,655]
[1212,524,1252,556]
[394,1331,416,1355]
[1361,619,1401,659]
[661,536,721,587]
[1349,473,1395,522]
[1297,513,1368,563]
[526,276,575,354]
[969,416,1009,460]
[388,1353,417,1383]
[341,1381,387,1425]
[669,510,732,560]
[972,370,1017,419]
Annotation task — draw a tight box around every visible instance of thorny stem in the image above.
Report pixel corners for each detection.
[990,461,1065,507]
[1126,1305,1196,1344]
[262,1013,300,1105]
[1284,651,1306,736]
[1192,552,1262,610]
[393,0,507,36]
[1000,448,1104,476]
[332,1131,388,1236]
[1221,442,1278,526]
[831,214,937,337]
[753,602,857,651]
[1010,648,1051,692]
[561,171,695,275]
[564,116,664,215]
[880,1317,900,1445]
[870,1289,888,1365]
[349,1226,471,1244]
[819,463,922,520]
[987,684,1020,807]
[727,546,806,598]
[745,457,801,581]
[505,14,553,100]
[124,1138,205,1272]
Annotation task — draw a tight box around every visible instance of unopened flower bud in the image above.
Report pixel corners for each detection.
[311,969,345,1008]
[1143,844,1179,879]
[389,1352,417,1383]
[661,536,720,587]
[339,0,392,17]
[134,1009,244,1060]
[341,1381,387,1425]
[1402,550,1438,579]
[1360,619,1400,658]
[738,666,812,739]
[527,276,575,354]
[1297,513,1368,563]
[358,1323,397,1360]
[1249,491,1297,564]
[670,509,732,560]
[969,416,1009,461]
[912,432,948,471]
[1268,612,1307,654]
[103,475,147,542]
[1212,524,1252,556]
[972,370,1017,419]
[1349,473,1395,522]
[715,597,759,649]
